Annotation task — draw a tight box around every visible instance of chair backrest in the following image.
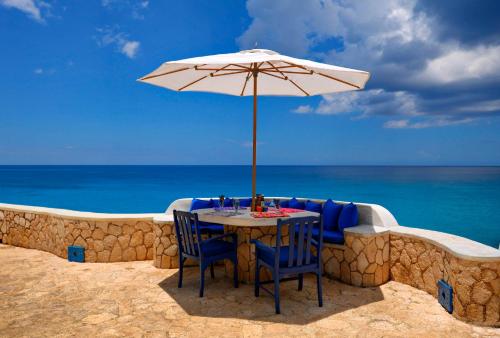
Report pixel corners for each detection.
[173,210,202,257]
[276,216,323,268]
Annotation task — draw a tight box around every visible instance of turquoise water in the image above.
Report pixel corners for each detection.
[0,165,499,248]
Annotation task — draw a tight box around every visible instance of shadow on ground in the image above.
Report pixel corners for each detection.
[159,265,384,325]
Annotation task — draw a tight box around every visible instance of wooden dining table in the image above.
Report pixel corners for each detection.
[195,207,320,283]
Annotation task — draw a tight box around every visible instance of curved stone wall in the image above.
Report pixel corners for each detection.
[389,227,500,326]
[2,200,499,327]
[0,204,159,263]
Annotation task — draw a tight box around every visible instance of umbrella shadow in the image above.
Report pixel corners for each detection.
[158,266,384,325]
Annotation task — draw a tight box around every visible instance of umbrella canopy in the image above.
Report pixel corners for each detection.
[139,49,370,209]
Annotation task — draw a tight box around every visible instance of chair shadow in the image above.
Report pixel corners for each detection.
[158,266,385,325]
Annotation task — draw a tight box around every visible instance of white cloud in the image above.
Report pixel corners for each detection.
[33,67,55,75]
[384,117,474,129]
[96,27,140,59]
[417,45,500,84]
[239,0,500,129]
[121,41,140,58]
[292,105,313,114]
[295,89,420,117]
[0,0,48,22]
[101,0,149,19]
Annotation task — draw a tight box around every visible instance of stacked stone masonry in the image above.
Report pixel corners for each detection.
[0,209,155,263]
[322,231,390,287]
[390,234,499,326]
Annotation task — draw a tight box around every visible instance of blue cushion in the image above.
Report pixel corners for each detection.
[223,198,234,207]
[280,200,290,208]
[257,245,318,267]
[338,203,359,231]
[190,198,213,211]
[199,239,234,257]
[305,200,322,213]
[289,197,305,210]
[322,199,343,231]
[295,226,345,245]
[239,198,252,207]
[319,229,344,244]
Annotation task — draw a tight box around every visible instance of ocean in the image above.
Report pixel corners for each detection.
[0,165,499,248]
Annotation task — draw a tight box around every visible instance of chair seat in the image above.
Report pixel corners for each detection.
[257,245,318,268]
[318,229,344,244]
[192,222,224,234]
[199,239,234,257]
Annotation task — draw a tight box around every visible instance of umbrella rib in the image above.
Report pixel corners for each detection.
[260,71,287,80]
[316,72,361,89]
[210,70,250,77]
[178,75,209,91]
[260,71,309,96]
[288,79,310,96]
[240,72,252,96]
[282,61,360,89]
[177,64,232,91]
[264,70,313,75]
[265,61,289,79]
[140,66,191,81]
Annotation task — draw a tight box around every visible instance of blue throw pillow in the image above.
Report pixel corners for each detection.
[190,198,213,211]
[338,202,359,231]
[322,199,343,231]
[305,200,322,213]
[289,197,305,210]
[280,200,290,208]
[239,198,252,207]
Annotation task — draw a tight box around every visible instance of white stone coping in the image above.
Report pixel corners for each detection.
[390,226,500,262]
[0,203,163,222]
[344,225,390,237]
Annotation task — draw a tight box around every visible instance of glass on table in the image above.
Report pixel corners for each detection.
[274,199,281,210]
[233,199,240,214]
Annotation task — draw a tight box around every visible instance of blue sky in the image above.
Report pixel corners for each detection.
[0,0,499,165]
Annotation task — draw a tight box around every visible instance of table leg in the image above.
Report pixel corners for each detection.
[223,225,289,284]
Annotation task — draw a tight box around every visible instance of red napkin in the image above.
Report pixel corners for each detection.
[251,211,290,218]
[279,208,304,214]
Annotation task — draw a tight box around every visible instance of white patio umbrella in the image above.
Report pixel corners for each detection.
[139,49,370,210]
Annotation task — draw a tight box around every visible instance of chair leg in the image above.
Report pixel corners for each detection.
[298,273,303,291]
[274,271,280,314]
[199,265,206,297]
[233,256,239,288]
[254,260,260,297]
[178,257,184,288]
[210,263,215,279]
[317,272,323,307]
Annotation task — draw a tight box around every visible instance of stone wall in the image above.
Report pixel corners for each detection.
[322,228,390,287]
[390,234,500,326]
[0,207,156,263]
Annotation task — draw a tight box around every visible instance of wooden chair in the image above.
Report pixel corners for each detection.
[251,216,323,314]
[173,210,238,297]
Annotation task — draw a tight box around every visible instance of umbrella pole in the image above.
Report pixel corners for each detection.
[251,71,258,211]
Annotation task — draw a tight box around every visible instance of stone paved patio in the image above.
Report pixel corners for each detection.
[0,244,498,337]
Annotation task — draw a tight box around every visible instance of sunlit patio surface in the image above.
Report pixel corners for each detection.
[0,244,498,337]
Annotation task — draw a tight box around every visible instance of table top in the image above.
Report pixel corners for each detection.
[153,208,319,227]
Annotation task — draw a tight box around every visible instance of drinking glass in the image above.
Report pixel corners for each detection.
[274,199,281,210]
[233,199,240,214]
